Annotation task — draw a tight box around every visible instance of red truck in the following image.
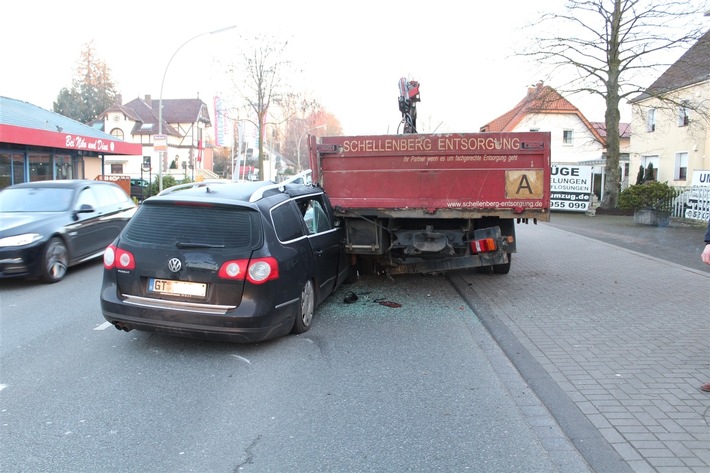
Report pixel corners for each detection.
[307,131,551,276]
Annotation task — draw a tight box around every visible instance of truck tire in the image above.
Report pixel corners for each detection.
[492,253,512,275]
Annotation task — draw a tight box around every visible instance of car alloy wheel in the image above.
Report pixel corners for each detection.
[42,237,68,283]
[292,279,315,334]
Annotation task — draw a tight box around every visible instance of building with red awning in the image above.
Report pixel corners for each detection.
[0,96,142,189]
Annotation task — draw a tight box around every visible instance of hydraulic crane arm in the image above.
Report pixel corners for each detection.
[398,77,420,134]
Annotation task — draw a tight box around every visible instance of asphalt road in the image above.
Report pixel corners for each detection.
[0,261,590,473]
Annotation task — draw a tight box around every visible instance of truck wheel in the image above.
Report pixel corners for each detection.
[493,253,512,275]
[292,279,315,334]
[41,237,69,283]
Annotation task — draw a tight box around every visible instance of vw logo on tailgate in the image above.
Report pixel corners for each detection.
[168,258,182,273]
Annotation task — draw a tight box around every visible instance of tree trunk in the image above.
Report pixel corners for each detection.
[600,0,622,209]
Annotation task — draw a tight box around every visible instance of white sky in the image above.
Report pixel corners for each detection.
[2,0,698,136]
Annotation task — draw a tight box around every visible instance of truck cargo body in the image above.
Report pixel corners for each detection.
[309,132,551,275]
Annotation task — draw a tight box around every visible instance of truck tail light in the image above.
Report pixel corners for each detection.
[471,238,497,254]
[104,245,135,270]
[219,257,279,284]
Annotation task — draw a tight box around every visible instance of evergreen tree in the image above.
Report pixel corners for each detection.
[635,165,645,185]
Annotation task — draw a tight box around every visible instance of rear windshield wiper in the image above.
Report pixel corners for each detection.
[176,241,225,249]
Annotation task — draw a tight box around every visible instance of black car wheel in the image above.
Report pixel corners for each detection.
[292,279,315,334]
[41,237,68,283]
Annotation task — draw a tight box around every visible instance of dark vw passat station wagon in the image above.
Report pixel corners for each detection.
[100,175,350,342]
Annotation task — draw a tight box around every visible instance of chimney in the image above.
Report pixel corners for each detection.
[145,94,152,105]
[115,94,122,105]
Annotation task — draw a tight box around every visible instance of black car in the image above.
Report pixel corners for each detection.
[130,178,150,201]
[0,180,136,283]
[100,174,350,343]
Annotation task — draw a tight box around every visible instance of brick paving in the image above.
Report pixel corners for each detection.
[450,214,710,472]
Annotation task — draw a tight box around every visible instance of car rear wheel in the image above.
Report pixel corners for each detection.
[292,279,315,334]
[41,237,68,283]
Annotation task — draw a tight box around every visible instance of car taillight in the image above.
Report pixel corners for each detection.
[471,238,497,254]
[218,257,279,284]
[218,260,248,279]
[104,245,135,270]
[247,257,279,284]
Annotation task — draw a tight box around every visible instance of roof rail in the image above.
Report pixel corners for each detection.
[157,179,228,196]
[248,170,312,203]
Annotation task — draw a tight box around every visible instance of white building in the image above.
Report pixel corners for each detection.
[628,30,710,187]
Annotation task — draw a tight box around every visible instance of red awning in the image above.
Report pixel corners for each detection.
[1,124,142,155]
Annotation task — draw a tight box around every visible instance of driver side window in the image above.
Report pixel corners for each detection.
[75,187,98,211]
[298,197,332,234]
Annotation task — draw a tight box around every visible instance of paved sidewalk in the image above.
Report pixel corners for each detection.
[450,213,709,472]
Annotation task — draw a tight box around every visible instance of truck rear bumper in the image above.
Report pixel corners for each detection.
[385,253,509,275]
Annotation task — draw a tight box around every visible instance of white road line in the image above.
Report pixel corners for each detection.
[94,321,113,331]
[230,354,251,364]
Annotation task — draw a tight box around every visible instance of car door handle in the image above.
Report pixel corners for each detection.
[314,250,323,256]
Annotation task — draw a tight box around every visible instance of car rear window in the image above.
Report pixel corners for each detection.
[123,203,262,249]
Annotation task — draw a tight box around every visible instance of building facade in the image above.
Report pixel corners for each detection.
[92,95,215,183]
[0,97,142,190]
[629,30,710,187]
[480,82,631,202]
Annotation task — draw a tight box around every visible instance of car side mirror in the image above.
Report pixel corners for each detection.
[78,204,95,213]
[74,204,95,219]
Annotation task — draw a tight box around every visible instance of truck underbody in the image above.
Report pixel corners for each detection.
[340,213,519,276]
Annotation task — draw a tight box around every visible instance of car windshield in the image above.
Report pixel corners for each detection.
[0,187,74,212]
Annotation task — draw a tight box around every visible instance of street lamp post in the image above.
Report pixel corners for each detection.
[297,124,326,172]
[157,25,236,192]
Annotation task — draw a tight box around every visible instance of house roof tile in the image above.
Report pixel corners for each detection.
[631,29,710,102]
[480,83,605,144]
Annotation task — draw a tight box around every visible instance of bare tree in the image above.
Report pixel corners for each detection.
[54,40,117,123]
[520,0,706,208]
[277,92,322,169]
[228,35,294,180]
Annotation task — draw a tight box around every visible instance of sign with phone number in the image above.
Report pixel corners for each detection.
[685,208,710,221]
[550,165,593,213]
[551,200,590,211]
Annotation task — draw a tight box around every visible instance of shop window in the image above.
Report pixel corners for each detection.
[54,154,73,180]
[13,153,25,185]
[29,153,51,181]
[0,153,10,189]
[111,163,124,174]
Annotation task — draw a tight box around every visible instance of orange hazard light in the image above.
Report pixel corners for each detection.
[471,238,497,254]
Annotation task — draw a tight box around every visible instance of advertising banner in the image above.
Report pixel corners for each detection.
[214,96,233,148]
[691,169,710,187]
[550,164,593,212]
